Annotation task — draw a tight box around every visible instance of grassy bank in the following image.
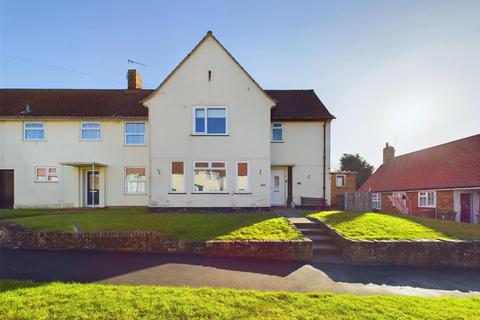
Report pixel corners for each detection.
[0,208,301,240]
[1,280,479,320]
[308,211,480,240]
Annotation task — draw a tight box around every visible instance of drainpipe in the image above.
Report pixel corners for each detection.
[323,121,327,209]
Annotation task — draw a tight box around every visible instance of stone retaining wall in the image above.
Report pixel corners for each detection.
[317,221,480,268]
[0,222,312,261]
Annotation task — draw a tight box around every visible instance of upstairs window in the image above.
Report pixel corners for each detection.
[335,175,345,187]
[193,107,227,135]
[81,123,102,140]
[24,122,45,140]
[271,123,283,142]
[235,161,250,193]
[125,123,145,145]
[193,161,227,193]
[372,193,381,210]
[35,166,58,182]
[419,191,436,208]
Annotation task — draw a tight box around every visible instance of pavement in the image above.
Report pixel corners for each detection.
[1,248,479,297]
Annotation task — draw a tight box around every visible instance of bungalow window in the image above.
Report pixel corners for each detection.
[235,161,249,193]
[193,107,227,135]
[24,122,45,140]
[125,123,145,145]
[170,161,185,193]
[193,161,227,193]
[372,193,381,210]
[335,175,345,187]
[125,167,146,194]
[81,123,102,140]
[419,191,436,208]
[35,166,58,182]
[271,123,283,142]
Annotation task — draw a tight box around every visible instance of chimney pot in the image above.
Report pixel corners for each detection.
[127,69,142,90]
[383,142,395,164]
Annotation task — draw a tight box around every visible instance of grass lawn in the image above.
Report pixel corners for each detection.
[308,211,480,240]
[1,280,479,320]
[0,208,301,241]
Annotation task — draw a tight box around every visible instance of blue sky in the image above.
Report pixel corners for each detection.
[1,0,479,168]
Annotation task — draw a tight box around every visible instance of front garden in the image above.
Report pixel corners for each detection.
[308,211,480,240]
[0,280,479,320]
[0,208,302,241]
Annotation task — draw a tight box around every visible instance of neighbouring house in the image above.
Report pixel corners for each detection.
[330,171,357,209]
[359,135,480,224]
[0,31,334,210]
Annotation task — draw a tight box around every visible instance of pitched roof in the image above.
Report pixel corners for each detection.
[358,134,480,192]
[267,90,334,121]
[0,89,151,118]
[0,88,333,121]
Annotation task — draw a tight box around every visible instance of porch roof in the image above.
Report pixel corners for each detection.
[59,162,107,167]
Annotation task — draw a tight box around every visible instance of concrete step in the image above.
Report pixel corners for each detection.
[307,235,333,243]
[293,222,323,229]
[313,243,341,254]
[298,228,326,235]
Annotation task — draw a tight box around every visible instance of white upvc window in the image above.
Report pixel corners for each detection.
[192,106,228,135]
[193,161,227,193]
[125,167,146,194]
[24,122,45,140]
[81,122,102,141]
[372,193,381,210]
[125,123,145,145]
[271,123,283,142]
[418,191,436,208]
[335,174,346,187]
[170,161,185,193]
[35,166,58,182]
[235,161,250,193]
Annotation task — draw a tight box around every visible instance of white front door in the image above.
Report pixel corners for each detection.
[271,169,285,206]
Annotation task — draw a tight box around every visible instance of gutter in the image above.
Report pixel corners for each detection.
[323,121,327,208]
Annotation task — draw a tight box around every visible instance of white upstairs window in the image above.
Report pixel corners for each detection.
[125,123,145,145]
[271,123,283,142]
[335,175,345,187]
[193,107,227,135]
[81,123,102,141]
[24,122,45,140]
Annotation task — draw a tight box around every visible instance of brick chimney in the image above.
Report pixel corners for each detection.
[127,69,142,90]
[383,143,395,164]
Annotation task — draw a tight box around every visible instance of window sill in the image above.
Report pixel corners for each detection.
[168,192,187,194]
[24,139,46,142]
[80,140,103,142]
[125,193,147,196]
[34,181,58,183]
[192,192,229,194]
[270,141,284,143]
[124,144,147,147]
[234,192,252,195]
[191,134,229,137]
[418,206,436,209]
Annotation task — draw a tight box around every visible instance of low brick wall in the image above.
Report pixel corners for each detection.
[317,221,480,268]
[0,222,312,261]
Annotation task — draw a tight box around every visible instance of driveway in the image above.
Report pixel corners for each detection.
[1,248,479,297]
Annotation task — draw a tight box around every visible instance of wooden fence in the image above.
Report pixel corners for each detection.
[344,192,372,212]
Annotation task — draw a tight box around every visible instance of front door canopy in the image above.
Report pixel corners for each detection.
[59,162,107,168]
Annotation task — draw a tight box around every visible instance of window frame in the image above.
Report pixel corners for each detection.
[192,106,228,136]
[192,160,228,193]
[124,122,146,146]
[335,174,346,188]
[24,122,45,141]
[271,123,283,142]
[418,191,436,208]
[235,161,250,194]
[372,193,381,210]
[124,167,147,195]
[34,166,58,183]
[80,122,102,141]
[169,161,186,194]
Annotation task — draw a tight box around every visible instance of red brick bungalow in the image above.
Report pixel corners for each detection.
[359,134,480,224]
